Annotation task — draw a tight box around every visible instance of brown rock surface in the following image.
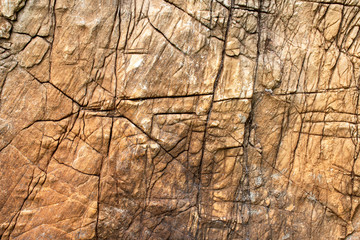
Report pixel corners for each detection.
[1,0,360,239]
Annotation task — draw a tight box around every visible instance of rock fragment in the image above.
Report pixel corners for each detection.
[0,17,11,38]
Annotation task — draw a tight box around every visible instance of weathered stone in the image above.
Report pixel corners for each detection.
[0,0,26,20]
[1,0,360,239]
[0,17,11,38]
[16,36,49,68]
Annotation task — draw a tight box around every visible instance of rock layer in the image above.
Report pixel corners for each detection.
[1,0,360,239]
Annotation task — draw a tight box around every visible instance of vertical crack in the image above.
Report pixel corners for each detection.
[113,0,122,107]
[95,116,114,240]
[195,0,235,238]
[49,0,57,84]
[234,0,263,239]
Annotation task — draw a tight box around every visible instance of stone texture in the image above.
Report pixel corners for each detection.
[0,17,11,39]
[0,0,25,20]
[1,0,360,239]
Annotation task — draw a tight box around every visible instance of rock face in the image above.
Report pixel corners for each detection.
[1,0,360,239]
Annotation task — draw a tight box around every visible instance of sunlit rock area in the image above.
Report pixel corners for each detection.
[1,0,360,239]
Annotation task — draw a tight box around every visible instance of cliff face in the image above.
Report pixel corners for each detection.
[0,0,360,239]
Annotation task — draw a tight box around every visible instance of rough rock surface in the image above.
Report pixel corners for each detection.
[1,0,360,239]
